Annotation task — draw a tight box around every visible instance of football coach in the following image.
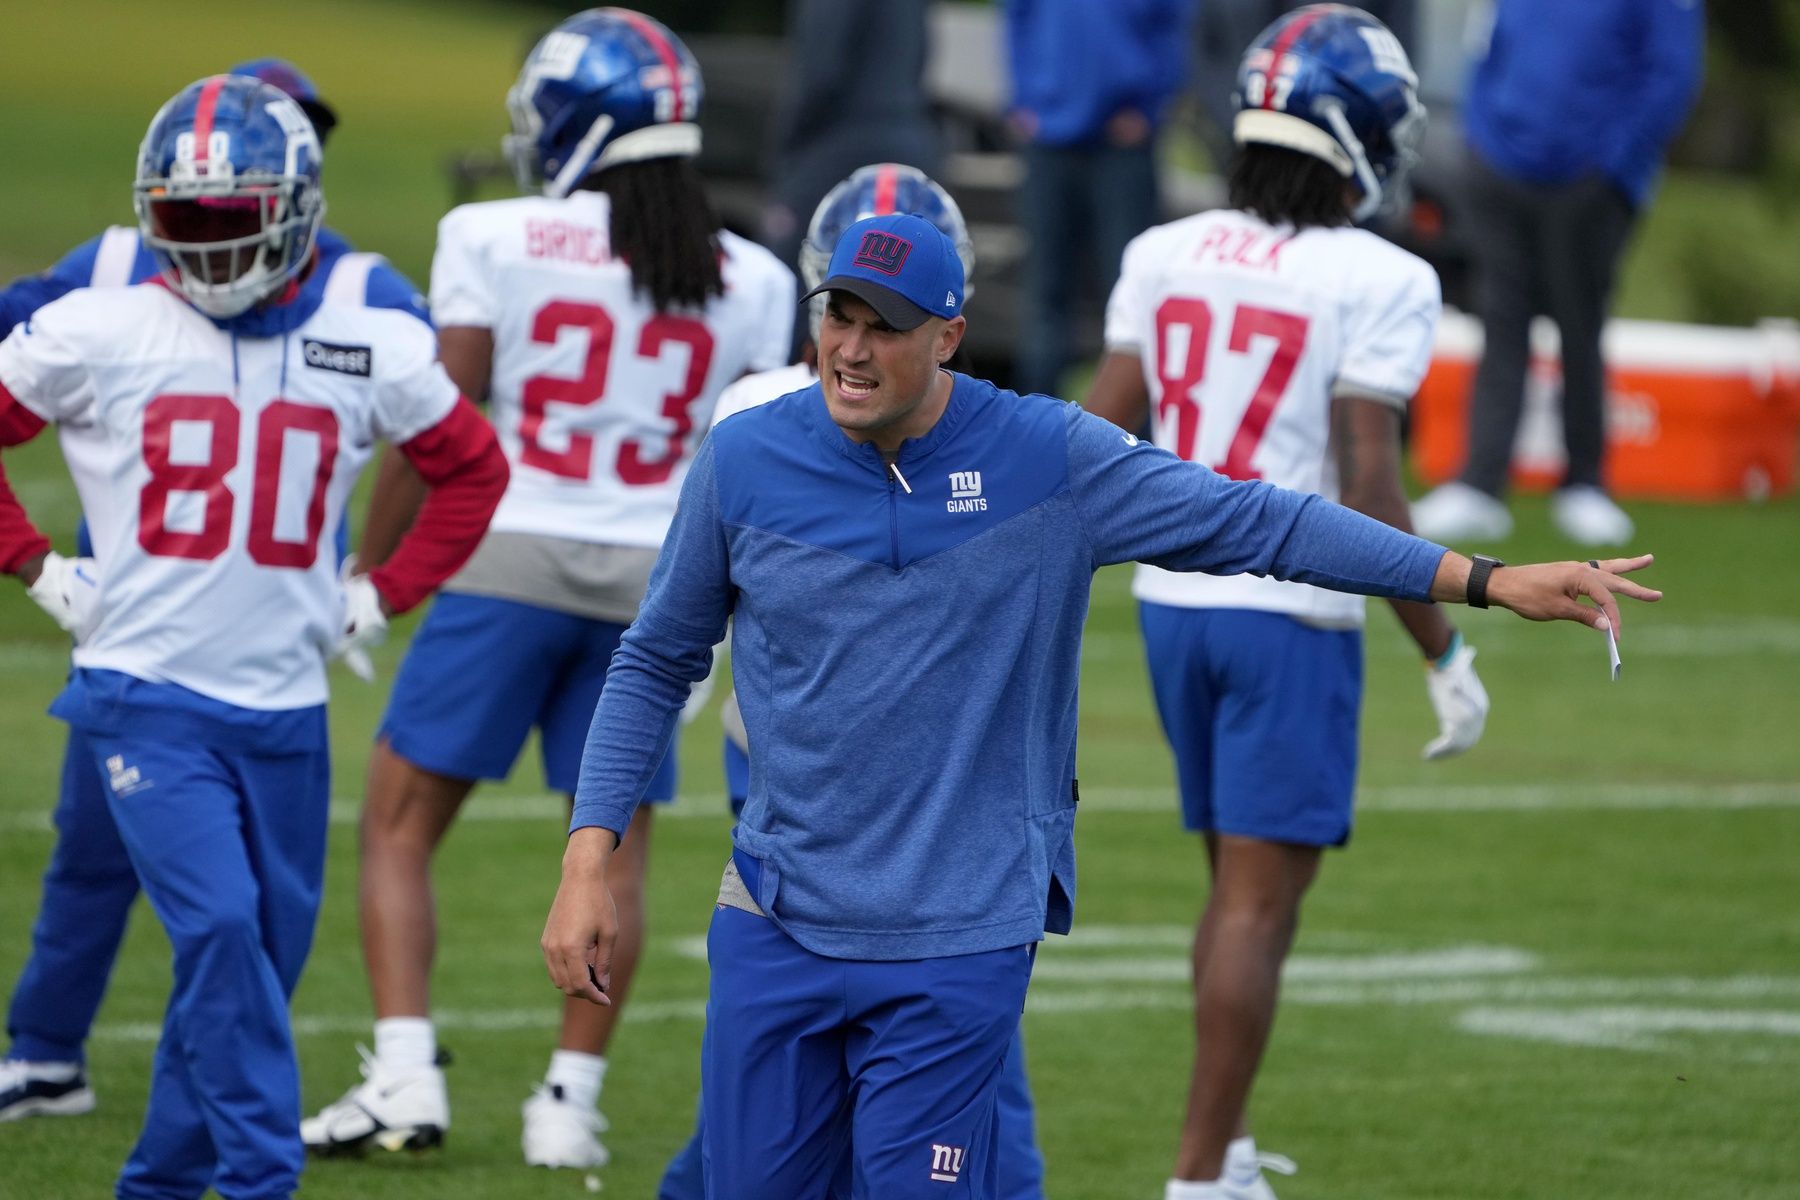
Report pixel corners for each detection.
[542,213,1660,1199]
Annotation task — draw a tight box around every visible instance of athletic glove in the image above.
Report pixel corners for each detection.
[332,558,388,683]
[26,550,102,643]
[1423,634,1489,760]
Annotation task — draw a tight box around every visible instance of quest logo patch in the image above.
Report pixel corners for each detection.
[302,339,372,378]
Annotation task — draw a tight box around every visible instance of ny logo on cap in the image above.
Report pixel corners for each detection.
[854,231,911,276]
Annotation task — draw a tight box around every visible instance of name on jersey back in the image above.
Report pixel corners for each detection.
[526,218,613,266]
[1192,225,1290,272]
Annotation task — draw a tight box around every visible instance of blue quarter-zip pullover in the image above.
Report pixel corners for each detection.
[572,375,1445,960]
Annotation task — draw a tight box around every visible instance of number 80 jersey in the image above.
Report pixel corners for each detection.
[0,284,459,709]
[431,191,796,547]
[1103,207,1440,626]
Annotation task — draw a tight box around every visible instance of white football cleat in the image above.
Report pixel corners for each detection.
[1551,485,1634,546]
[0,1059,95,1121]
[1164,1142,1295,1200]
[1411,481,1514,543]
[301,1045,448,1155]
[522,1083,610,1169]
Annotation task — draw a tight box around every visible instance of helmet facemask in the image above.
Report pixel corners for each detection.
[134,99,324,319]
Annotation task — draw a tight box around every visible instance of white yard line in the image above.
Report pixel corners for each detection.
[86,978,1800,1044]
[1077,618,1800,662]
[4,780,1796,834]
[1457,1005,1800,1050]
[1030,945,1538,985]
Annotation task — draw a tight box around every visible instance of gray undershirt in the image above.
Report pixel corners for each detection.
[444,529,659,623]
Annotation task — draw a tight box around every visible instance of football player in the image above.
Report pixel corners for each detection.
[301,8,796,1170]
[0,75,506,1200]
[1083,8,1490,1198]
[658,163,1046,1200]
[0,57,432,1126]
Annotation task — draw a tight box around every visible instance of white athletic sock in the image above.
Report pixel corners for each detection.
[546,1050,607,1112]
[14,1059,81,1081]
[373,1017,437,1072]
[1226,1135,1260,1178]
[1164,1179,1227,1200]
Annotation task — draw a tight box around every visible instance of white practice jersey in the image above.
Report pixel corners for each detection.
[710,361,818,429]
[1104,208,1440,625]
[0,285,458,709]
[433,191,796,547]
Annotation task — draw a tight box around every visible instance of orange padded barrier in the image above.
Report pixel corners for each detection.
[1411,314,1800,501]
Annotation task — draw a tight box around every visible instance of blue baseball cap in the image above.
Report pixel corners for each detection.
[800,213,965,332]
[227,58,338,140]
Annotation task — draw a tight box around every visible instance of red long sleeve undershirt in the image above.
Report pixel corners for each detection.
[0,382,52,574]
[368,395,508,613]
[0,382,505,603]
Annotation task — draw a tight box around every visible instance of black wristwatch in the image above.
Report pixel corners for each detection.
[1466,554,1505,609]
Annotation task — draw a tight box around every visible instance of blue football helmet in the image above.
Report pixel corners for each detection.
[134,74,324,317]
[1232,4,1425,221]
[227,57,338,142]
[800,164,975,332]
[505,7,703,198]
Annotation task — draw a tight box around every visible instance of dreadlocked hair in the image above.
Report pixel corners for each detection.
[585,156,723,312]
[1227,143,1355,230]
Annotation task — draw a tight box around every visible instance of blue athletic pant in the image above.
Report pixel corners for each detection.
[659,1022,1044,1200]
[89,735,329,1200]
[699,907,1032,1199]
[6,728,137,1064]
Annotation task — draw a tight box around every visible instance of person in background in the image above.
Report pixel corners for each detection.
[0,57,429,1126]
[300,9,795,1172]
[1410,0,1704,546]
[1085,9,1490,1196]
[761,0,941,277]
[1004,0,1198,396]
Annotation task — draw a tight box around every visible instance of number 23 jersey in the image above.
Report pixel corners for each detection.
[431,191,796,547]
[1103,207,1441,625]
[0,284,458,708]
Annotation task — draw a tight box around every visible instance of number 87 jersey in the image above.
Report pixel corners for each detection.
[431,191,796,547]
[1102,207,1441,626]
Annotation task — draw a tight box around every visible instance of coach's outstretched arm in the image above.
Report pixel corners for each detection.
[1061,404,1662,631]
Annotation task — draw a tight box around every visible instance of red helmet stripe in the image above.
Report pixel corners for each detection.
[1263,9,1325,110]
[873,165,899,215]
[609,8,687,121]
[192,75,229,162]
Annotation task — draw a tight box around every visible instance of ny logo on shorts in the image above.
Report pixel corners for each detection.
[929,1142,966,1183]
[854,231,911,276]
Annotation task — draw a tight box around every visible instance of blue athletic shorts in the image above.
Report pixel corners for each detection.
[382,592,678,799]
[1138,603,1362,846]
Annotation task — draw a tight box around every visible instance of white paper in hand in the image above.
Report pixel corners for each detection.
[1604,621,1621,681]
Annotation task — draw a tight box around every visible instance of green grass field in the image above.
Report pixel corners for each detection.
[3,2,1799,1197]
